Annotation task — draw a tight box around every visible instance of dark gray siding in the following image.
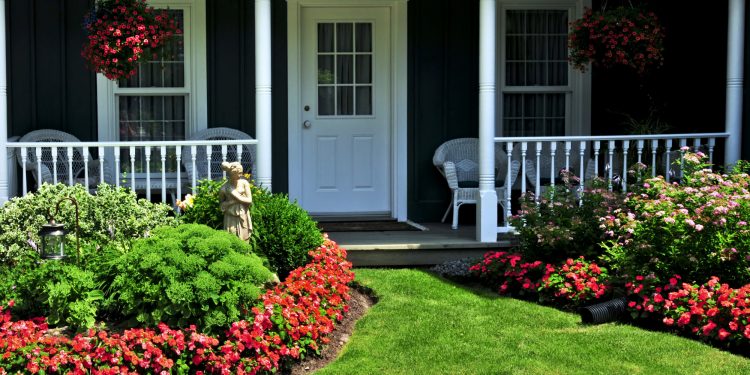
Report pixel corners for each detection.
[6,0,97,141]
[407,0,479,222]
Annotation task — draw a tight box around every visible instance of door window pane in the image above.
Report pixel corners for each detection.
[503,93,565,136]
[119,96,186,172]
[316,21,373,117]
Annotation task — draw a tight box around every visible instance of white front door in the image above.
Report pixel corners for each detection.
[299,6,391,215]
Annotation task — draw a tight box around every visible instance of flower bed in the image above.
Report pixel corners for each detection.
[626,275,750,348]
[0,238,354,374]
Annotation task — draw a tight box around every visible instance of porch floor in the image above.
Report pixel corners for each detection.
[326,222,517,267]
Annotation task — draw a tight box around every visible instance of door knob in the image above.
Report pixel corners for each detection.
[303,120,312,128]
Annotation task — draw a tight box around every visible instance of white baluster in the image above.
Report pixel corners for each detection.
[622,141,630,191]
[83,147,89,187]
[636,140,644,165]
[505,142,513,225]
[51,146,58,184]
[115,146,121,188]
[578,141,586,183]
[160,145,167,203]
[191,145,197,192]
[67,146,74,185]
[679,139,687,180]
[650,140,658,177]
[593,141,600,178]
[549,142,557,189]
[693,137,701,151]
[98,146,105,185]
[145,146,151,201]
[130,146,136,193]
[708,138,716,164]
[206,145,213,180]
[221,144,228,179]
[520,142,528,196]
[176,146,182,205]
[607,140,615,191]
[535,141,542,198]
[564,141,571,171]
[665,139,673,182]
[20,146,27,194]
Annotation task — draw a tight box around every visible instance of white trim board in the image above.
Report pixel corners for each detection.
[287,0,408,221]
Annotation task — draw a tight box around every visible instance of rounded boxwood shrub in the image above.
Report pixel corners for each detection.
[106,224,274,333]
[0,183,176,266]
[251,188,324,278]
[179,180,324,278]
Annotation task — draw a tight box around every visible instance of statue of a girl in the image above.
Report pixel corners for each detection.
[219,161,253,241]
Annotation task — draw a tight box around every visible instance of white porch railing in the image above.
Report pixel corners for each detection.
[7,139,259,204]
[494,132,731,232]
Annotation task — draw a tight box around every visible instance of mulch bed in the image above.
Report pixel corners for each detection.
[286,286,376,374]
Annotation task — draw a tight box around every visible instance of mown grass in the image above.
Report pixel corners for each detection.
[318,268,750,375]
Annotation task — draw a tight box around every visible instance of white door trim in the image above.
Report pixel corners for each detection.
[287,0,408,221]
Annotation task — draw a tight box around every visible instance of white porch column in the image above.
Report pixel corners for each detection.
[477,0,497,242]
[255,0,273,190]
[0,0,8,203]
[725,0,745,164]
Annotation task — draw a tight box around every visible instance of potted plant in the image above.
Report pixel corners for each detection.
[568,6,665,75]
[81,0,181,81]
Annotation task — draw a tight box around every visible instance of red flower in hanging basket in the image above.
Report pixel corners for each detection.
[568,6,665,74]
[81,0,181,81]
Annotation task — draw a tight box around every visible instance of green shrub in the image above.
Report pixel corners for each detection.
[252,188,324,278]
[106,224,274,333]
[0,260,102,331]
[510,172,624,264]
[178,179,224,229]
[0,183,176,265]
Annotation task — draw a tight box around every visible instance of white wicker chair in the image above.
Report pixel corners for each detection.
[433,138,521,229]
[16,129,112,191]
[182,127,256,188]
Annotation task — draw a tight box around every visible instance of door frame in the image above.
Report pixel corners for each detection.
[287,0,408,221]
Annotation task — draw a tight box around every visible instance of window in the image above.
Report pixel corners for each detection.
[317,22,373,117]
[498,2,590,137]
[97,0,207,172]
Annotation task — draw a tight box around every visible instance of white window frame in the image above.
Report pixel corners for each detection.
[496,0,591,136]
[96,0,208,141]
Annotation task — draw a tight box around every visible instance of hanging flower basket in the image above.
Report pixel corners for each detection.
[568,6,665,74]
[81,0,181,81]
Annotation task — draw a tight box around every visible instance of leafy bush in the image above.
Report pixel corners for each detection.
[0,260,102,331]
[178,178,224,229]
[252,188,324,278]
[0,183,176,265]
[511,171,624,263]
[601,152,750,285]
[0,239,354,374]
[106,224,274,333]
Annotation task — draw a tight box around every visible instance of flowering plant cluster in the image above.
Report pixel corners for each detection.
[601,151,750,286]
[539,257,609,305]
[626,275,750,347]
[81,0,181,80]
[511,171,624,264]
[0,238,354,374]
[470,252,610,306]
[568,6,665,74]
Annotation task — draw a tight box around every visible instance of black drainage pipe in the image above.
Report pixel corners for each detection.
[578,297,628,324]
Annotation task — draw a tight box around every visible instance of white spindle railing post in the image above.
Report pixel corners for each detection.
[221,144,228,179]
[206,145,212,180]
[622,141,630,191]
[564,141,571,172]
[636,140,644,164]
[176,146,182,204]
[115,146,121,188]
[67,146,74,185]
[20,147,27,194]
[593,141,600,178]
[191,145,197,191]
[708,138,716,164]
[650,140,658,177]
[520,142,528,195]
[549,142,557,189]
[535,142,542,198]
[145,146,152,201]
[505,142,513,226]
[83,147,90,187]
[607,140,615,191]
[51,147,59,184]
[578,141,586,183]
[98,146,105,185]
[679,139,687,180]
[160,145,167,202]
[130,146,137,192]
[665,139,673,182]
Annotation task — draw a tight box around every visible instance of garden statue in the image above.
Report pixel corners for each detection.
[219,161,253,242]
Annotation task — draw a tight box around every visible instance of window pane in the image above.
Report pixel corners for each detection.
[119,10,185,88]
[318,55,334,84]
[337,23,353,52]
[506,10,525,34]
[118,96,186,172]
[503,93,565,136]
[337,55,353,84]
[506,62,525,86]
[318,87,335,115]
[356,55,372,83]
[356,86,372,115]
[505,10,568,87]
[337,86,353,115]
[355,23,372,52]
[318,23,334,52]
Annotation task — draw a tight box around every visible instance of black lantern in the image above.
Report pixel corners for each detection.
[37,197,81,262]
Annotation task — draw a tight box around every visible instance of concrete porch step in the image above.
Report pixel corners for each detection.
[326,223,518,267]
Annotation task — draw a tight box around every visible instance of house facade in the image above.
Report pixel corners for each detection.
[0,0,747,241]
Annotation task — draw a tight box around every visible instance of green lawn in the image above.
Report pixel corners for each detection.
[318,269,750,375]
